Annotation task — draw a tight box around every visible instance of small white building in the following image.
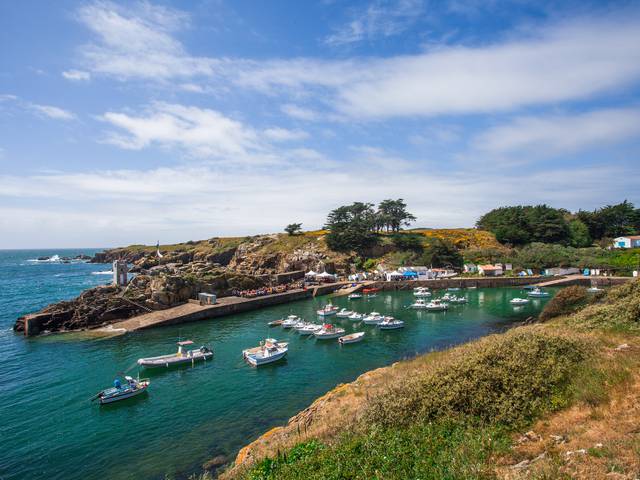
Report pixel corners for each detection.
[464,263,478,273]
[613,236,640,249]
[478,264,503,276]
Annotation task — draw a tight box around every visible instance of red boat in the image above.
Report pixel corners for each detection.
[362,287,379,294]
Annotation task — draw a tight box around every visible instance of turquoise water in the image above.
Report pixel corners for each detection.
[0,250,554,480]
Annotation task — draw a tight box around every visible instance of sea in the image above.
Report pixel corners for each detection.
[0,249,554,480]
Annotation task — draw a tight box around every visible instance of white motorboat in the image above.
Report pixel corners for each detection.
[510,297,530,305]
[348,293,363,299]
[317,304,340,317]
[378,317,404,330]
[425,299,448,311]
[243,339,288,366]
[362,312,383,324]
[336,308,353,318]
[339,332,365,344]
[137,341,213,368]
[314,324,346,340]
[92,376,150,405]
[527,288,550,298]
[449,296,467,304]
[282,315,301,328]
[410,299,427,309]
[448,287,461,291]
[587,286,603,293]
[366,293,378,298]
[348,312,364,321]
[414,287,431,297]
[297,323,323,335]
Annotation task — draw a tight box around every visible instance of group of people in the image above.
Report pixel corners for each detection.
[233,281,306,298]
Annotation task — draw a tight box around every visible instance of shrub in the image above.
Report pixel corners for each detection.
[363,330,587,430]
[570,279,640,331]
[539,285,593,321]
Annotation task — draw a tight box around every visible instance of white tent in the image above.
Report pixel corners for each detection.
[305,270,318,277]
[317,271,335,278]
[385,270,403,282]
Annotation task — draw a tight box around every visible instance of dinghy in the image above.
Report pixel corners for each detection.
[348,293,363,299]
[268,319,284,327]
[362,312,383,324]
[317,304,340,316]
[425,299,448,311]
[336,308,353,318]
[137,341,213,368]
[348,312,364,321]
[510,297,529,305]
[339,332,365,344]
[527,288,550,298]
[243,339,288,366]
[92,376,149,405]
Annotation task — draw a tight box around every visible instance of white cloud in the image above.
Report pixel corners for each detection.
[0,161,637,248]
[99,102,259,159]
[281,104,321,121]
[263,127,309,142]
[474,108,640,157]
[62,69,91,81]
[325,0,424,46]
[76,1,216,80]
[30,104,76,120]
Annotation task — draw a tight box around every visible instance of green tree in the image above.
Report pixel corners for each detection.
[391,233,424,252]
[568,219,591,247]
[477,205,569,246]
[325,202,379,253]
[420,238,463,268]
[577,200,639,240]
[377,199,417,232]
[284,223,302,236]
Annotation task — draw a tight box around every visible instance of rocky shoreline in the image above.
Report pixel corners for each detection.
[15,234,350,335]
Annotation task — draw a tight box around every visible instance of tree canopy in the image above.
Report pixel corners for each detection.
[284,223,302,236]
[476,205,569,246]
[576,200,640,240]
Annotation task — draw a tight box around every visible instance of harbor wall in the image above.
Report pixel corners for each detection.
[367,276,546,291]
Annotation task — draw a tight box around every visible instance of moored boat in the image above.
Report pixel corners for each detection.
[348,312,364,321]
[282,315,301,328]
[378,317,404,330]
[348,293,363,299]
[336,308,353,318]
[137,341,213,368]
[268,319,284,327]
[317,304,340,317]
[362,312,383,324]
[449,296,467,304]
[338,332,365,344]
[527,288,550,298]
[243,339,288,366]
[510,297,529,305]
[314,324,345,340]
[410,299,427,309]
[425,299,448,311]
[92,376,150,405]
[297,323,323,335]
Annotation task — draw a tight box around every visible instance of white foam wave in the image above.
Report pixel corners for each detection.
[27,255,61,263]
[91,270,113,275]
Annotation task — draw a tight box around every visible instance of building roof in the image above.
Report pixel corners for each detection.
[479,264,502,270]
[616,236,640,240]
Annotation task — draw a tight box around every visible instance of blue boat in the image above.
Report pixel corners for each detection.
[92,376,150,405]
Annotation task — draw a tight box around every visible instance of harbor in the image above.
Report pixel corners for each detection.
[0,259,555,480]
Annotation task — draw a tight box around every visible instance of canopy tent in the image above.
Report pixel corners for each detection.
[305,270,318,277]
[316,271,335,278]
[403,271,418,278]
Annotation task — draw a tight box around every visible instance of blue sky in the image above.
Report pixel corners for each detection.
[1,0,639,248]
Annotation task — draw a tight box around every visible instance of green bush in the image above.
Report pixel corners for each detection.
[539,285,594,321]
[570,279,640,331]
[363,330,587,430]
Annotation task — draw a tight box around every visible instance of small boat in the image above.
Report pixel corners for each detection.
[243,339,288,366]
[414,288,432,297]
[282,315,301,328]
[527,288,550,298]
[447,287,461,291]
[587,286,603,293]
[348,312,364,321]
[297,323,323,335]
[467,286,477,289]
[410,299,428,309]
[314,324,346,340]
[268,319,284,327]
[449,296,467,304]
[348,293,363,300]
[363,312,383,324]
[137,341,213,368]
[362,287,379,294]
[510,297,530,305]
[366,293,377,298]
[425,299,448,311]
[92,376,150,405]
[336,308,353,318]
[378,317,404,330]
[317,304,340,316]
[339,332,365,344]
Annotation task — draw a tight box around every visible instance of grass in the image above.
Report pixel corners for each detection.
[216,280,640,480]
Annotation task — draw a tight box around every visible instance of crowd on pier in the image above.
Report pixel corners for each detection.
[232,281,306,298]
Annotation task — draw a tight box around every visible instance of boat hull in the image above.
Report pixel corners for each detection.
[339,332,365,344]
[137,351,213,368]
[244,350,287,366]
[98,381,149,404]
